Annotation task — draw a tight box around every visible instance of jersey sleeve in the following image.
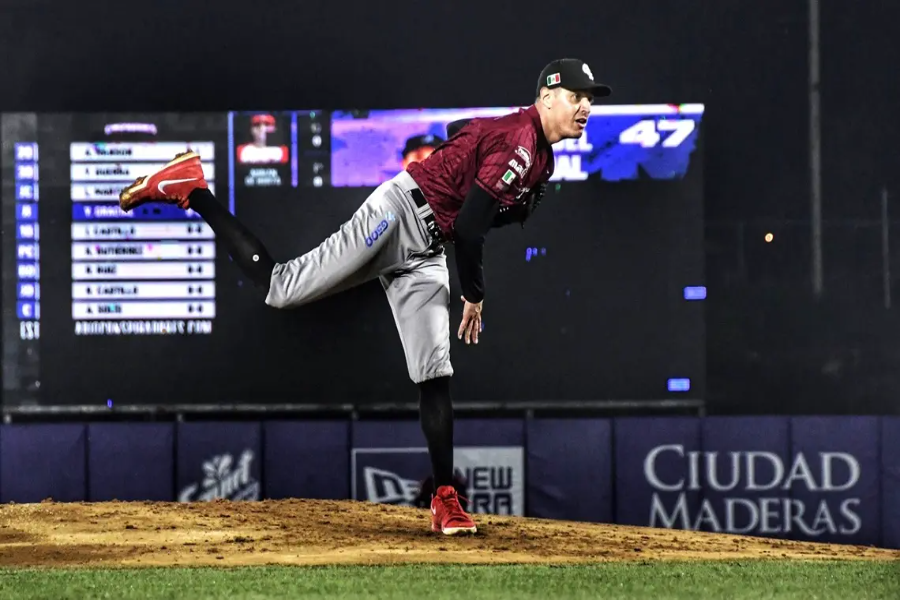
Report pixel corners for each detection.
[473,128,536,204]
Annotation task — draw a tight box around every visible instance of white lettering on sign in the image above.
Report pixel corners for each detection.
[643,445,863,537]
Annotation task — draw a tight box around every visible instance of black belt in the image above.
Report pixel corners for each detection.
[410,187,446,244]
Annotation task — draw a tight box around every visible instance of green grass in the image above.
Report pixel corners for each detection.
[1,562,898,600]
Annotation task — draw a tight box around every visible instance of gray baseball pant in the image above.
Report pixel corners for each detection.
[265,171,453,383]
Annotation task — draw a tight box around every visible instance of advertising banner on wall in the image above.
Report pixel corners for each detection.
[613,416,886,547]
[176,422,262,502]
[788,417,881,546]
[614,417,702,528]
[698,417,791,538]
[350,420,525,516]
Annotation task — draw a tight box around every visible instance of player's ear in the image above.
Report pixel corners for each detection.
[539,87,553,109]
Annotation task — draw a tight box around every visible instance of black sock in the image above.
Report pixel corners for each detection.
[418,376,454,489]
[188,188,276,288]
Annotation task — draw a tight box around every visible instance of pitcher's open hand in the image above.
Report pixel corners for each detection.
[458,296,483,345]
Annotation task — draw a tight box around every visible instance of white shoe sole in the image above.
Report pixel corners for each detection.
[441,526,477,535]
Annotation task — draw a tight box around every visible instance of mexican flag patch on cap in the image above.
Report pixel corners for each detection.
[547,73,561,86]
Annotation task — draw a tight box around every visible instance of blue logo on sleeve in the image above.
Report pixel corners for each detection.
[366,211,396,247]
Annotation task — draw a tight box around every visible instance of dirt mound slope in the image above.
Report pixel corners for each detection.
[0,499,896,568]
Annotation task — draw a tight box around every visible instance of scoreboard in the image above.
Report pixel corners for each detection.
[70,141,218,334]
[0,104,706,408]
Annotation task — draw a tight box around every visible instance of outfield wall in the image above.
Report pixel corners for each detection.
[1,416,896,549]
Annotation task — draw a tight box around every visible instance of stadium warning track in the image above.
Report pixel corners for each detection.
[0,499,897,568]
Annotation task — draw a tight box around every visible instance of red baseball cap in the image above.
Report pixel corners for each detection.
[251,114,276,127]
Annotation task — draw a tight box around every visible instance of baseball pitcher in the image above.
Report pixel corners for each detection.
[118,58,611,535]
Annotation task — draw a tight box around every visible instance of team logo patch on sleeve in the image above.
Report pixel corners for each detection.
[508,158,527,177]
[515,146,532,170]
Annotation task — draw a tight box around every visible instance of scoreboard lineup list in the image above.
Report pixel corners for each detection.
[70,142,218,335]
[14,142,40,340]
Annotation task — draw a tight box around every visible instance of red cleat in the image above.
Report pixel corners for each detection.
[118,151,208,212]
[431,485,477,535]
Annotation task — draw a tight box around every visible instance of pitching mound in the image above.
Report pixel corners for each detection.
[0,499,897,568]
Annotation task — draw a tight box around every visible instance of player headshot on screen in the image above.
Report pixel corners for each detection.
[118,57,611,536]
[400,134,444,170]
[236,114,289,165]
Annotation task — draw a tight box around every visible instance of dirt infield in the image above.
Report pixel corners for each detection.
[0,499,897,568]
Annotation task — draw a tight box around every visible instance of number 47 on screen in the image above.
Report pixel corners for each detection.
[618,119,695,148]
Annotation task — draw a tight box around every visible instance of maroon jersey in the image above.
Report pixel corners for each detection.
[406,105,554,239]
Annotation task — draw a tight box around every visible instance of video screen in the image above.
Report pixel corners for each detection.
[331,107,519,187]
[330,104,704,186]
[0,104,705,408]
